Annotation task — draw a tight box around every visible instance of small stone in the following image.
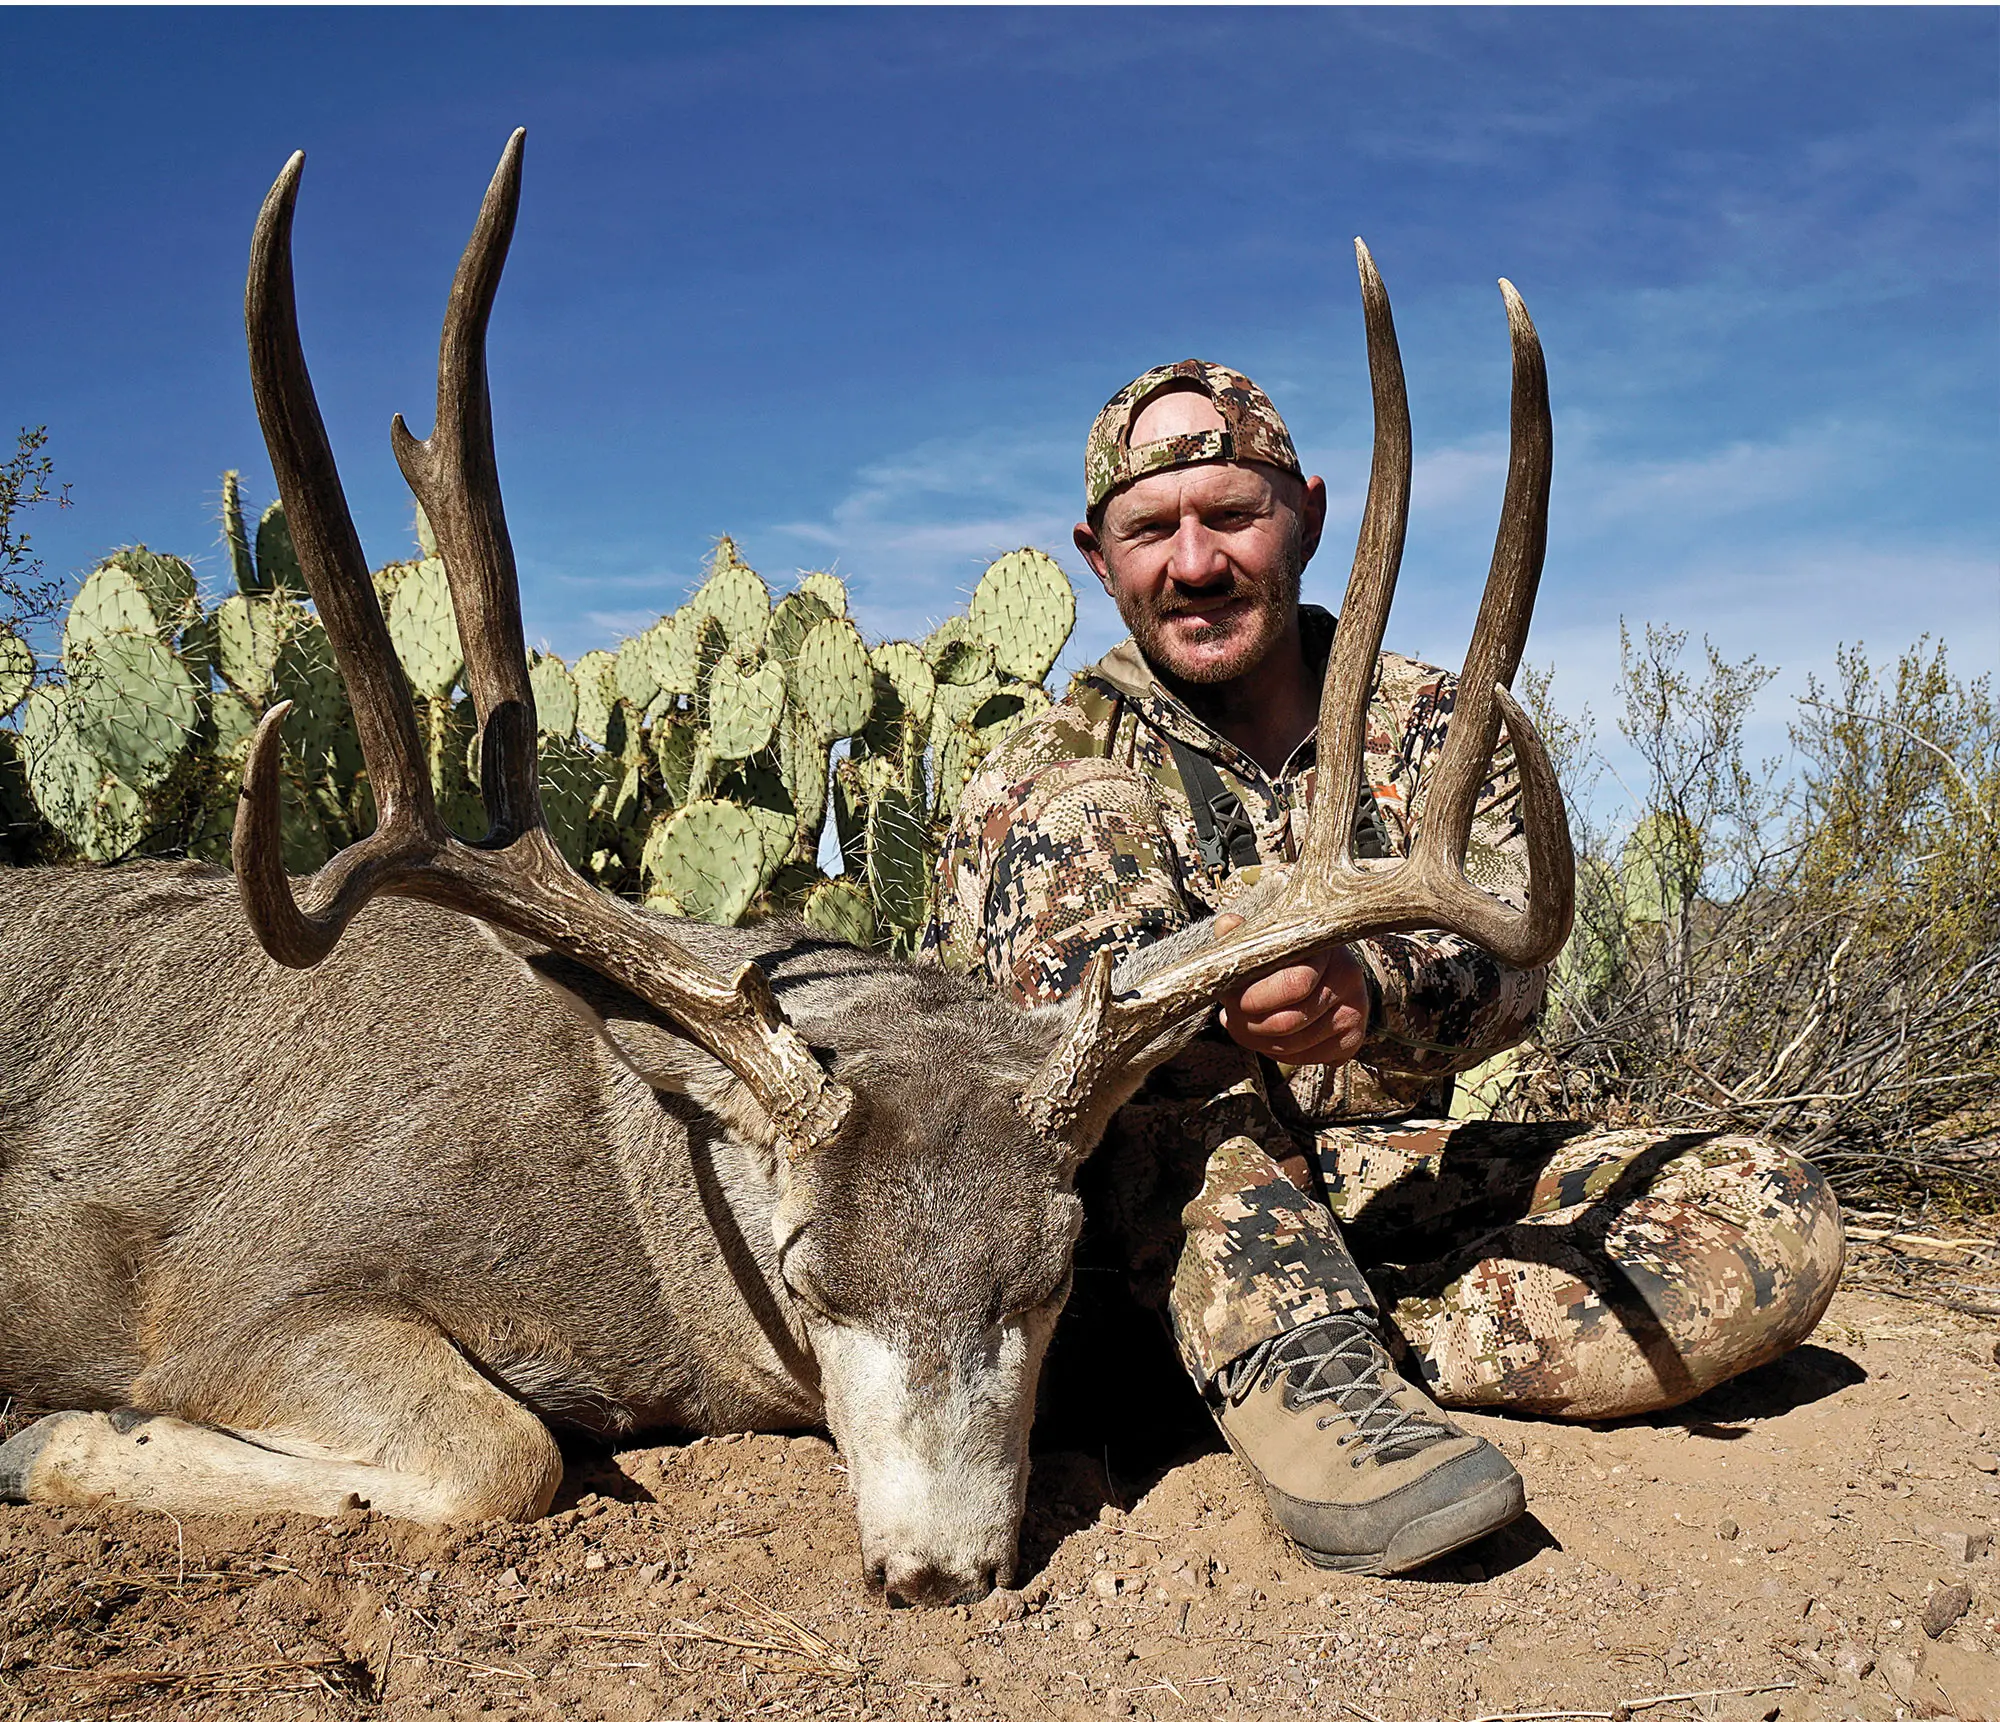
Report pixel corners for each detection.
[1071,1619,1099,1641]
[1923,1581,1974,1638]
[1878,1645,1926,1706]
[496,1566,522,1588]
[1713,1699,1780,1722]
[1718,1519,1741,1541]
[1091,1572,1122,1600]
[636,1562,663,1584]
[1973,1454,2000,1474]
[1104,1698,1134,1719]
[582,1553,606,1572]
[981,1589,1026,1623]
[1831,1639,1874,1680]
[1528,1443,1551,1462]
[1933,1524,1995,1563]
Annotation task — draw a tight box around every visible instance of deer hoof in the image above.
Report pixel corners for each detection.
[0,1410,83,1503]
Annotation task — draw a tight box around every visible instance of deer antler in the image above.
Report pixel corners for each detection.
[235,131,851,1160]
[1020,239,1575,1145]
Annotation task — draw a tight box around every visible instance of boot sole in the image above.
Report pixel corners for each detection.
[1291,1471,1527,1576]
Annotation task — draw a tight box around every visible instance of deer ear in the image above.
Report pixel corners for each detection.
[481,928,781,1150]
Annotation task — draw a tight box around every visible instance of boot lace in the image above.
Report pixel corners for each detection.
[1215,1312,1456,1465]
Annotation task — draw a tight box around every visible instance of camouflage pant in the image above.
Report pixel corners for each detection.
[1080,1043,1846,1421]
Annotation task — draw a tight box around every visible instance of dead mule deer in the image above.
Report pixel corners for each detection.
[0,132,1572,1607]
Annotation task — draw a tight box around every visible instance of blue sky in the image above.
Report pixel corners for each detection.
[4,7,1995,780]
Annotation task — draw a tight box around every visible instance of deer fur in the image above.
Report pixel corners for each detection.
[0,860,1195,1606]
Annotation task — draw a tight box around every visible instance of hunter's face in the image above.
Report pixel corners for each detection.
[1077,389,1324,687]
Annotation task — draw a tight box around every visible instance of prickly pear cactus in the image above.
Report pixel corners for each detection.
[529,652,579,740]
[967,548,1074,685]
[641,797,770,923]
[387,558,462,701]
[255,500,307,597]
[0,627,34,717]
[707,657,785,760]
[5,483,1077,954]
[221,471,259,594]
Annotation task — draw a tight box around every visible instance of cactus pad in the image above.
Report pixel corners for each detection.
[768,589,835,670]
[18,687,145,862]
[387,558,462,700]
[215,593,295,704]
[528,652,579,740]
[796,571,848,616]
[866,784,932,937]
[652,716,701,807]
[65,631,201,789]
[641,797,771,925]
[793,618,873,739]
[538,733,612,869]
[969,548,1074,685]
[112,549,200,631]
[803,878,877,948]
[688,542,771,655]
[63,560,159,659]
[705,657,784,760]
[221,472,259,593]
[0,627,33,716]
[868,641,936,730]
[256,500,307,596]
[573,650,619,747]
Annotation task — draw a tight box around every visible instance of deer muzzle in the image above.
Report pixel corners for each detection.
[812,1318,1046,1607]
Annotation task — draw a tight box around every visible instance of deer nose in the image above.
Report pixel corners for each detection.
[871,1557,998,1609]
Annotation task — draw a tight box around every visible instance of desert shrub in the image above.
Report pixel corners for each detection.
[1474,629,1998,1209]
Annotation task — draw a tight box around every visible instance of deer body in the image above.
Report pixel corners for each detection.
[0,861,1089,1600]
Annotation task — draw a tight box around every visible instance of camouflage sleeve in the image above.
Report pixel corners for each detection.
[1348,657,1550,1079]
[931,757,1195,1007]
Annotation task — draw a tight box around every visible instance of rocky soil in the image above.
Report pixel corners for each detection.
[4,1264,1998,1722]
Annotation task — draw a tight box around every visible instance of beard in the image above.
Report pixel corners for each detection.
[1113,535,1306,688]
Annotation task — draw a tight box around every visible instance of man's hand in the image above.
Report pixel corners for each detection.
[1214,916,1371,1066]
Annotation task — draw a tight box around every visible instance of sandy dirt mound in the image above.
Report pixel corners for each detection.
[3,1284,1997,1722]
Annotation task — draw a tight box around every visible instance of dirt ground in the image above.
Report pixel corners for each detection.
[4,1241,1999,1722]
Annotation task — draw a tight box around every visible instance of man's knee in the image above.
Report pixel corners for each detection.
[1560,1133,1845,1417]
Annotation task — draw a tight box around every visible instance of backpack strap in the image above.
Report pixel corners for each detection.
[1163,735,1262,875]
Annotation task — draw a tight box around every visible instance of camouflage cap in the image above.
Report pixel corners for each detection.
[1085,360,1303,514]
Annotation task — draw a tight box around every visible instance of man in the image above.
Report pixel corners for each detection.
[926,360,1844,1576]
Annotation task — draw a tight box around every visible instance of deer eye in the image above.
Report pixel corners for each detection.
[781,1260,841,1323]
[1001,1266,1074,1325]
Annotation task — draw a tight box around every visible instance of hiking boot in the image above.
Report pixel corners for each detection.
[1210,1311,1524,1574]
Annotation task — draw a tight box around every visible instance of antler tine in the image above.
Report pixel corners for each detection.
[237,151,447,965]
[390,128,540,844]
[233,137,852,1160]
[1293,237,1412,885]
[1409,279,1552,877]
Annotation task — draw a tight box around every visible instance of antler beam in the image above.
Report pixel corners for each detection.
[235,132,851,1160]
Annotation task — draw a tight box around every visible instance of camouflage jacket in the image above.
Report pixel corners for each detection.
[924,606,1549,1123]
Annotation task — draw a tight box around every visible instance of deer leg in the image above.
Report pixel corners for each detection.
[0,1312,561,1523]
